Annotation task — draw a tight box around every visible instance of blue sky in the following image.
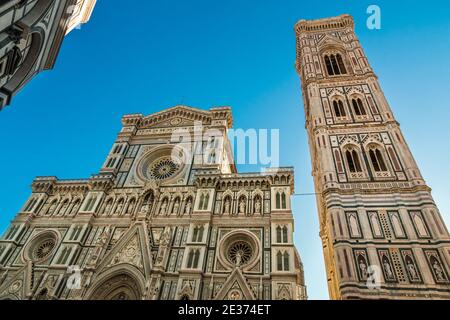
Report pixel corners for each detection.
[1,0,450,300]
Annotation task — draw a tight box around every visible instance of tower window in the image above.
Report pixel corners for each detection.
[369,149,388,172]
[345,150,363,173]
[333,100,346,118]
[352,98,367,116]
[324,53,347,76]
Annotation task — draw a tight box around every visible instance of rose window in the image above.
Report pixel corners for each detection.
[148,157,180,180]
[32,238,56,261]
[227,241,253,267]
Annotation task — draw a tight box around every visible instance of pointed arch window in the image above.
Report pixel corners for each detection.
[281,193,287,209]
[276,192,287,209]
[352,98,367,116]
[187,249,200,269]
[283,252,290,271]
[276,226,282,243]
[369,148,388,172]
[276,192,281,209]
[324,53,347,76]
[192,226,204,243]
[336,54,347,74]
[333,100,346,118]
[324,55,333,75]
[277,251,290,271]
[187,249,200,268]
[198,192,210,210]
[345,149,363,173]
[282,226,288,243]
[277,252,283,271]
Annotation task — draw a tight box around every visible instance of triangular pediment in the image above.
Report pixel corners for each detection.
[214,268,256,300]
[317,34,344,50]
[140,106,213,129]
[96,222,152,278]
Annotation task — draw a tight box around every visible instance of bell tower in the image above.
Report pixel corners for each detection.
[295,15,450,299]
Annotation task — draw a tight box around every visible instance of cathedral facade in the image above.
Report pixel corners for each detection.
[0,106,307,300]
[0,0,96,110]
[295,15,450,299]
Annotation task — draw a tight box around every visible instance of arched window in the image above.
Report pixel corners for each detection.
[283,252,290,271]
[187,249,200,268]
[197,226,204,242]
[187,250,194,268]
[276,226,282,243]
[324,55,333,75]
[277,251,290,271]
[193,250,200,268]
[333,100,346,118]
[345,150,362,173]
[352,98,367,116]
[203,193,209,210]
[192,226,204,242]
[282,226,288,243]
[324,54,347,76]
[336,54,347,74]
[281,192,287,209]
[369,148,388,172]
[198,194,204,210]
[277,252,283,271]
[192,227,198,242]
[276,192,281,209]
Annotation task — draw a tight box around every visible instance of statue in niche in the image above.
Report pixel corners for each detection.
[432,260,445,281]
[127,200,135,214]
[159,199,168,215]
[254,198,262,214]
[104,200,112,215]
[60,201,69,215]
[116,200,124,214]
[406,258,418,280]
[223,198,231,214]
[239,198,246,214]
[383,258,394,279]
[47,201,57,215]
[184,199,192,215]
[71,201,81,215]
[358,256,368,279]
[172,199,180,215]
[159,228,172,247]
[235,251,242,267]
